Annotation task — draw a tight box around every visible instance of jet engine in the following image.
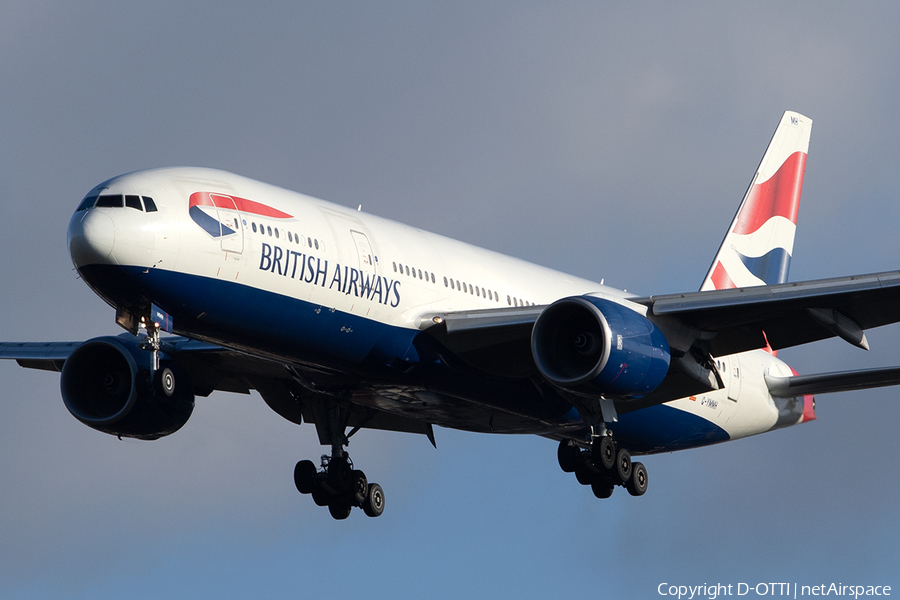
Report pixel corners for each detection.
[60,335,194,440]
[531,296,670,399]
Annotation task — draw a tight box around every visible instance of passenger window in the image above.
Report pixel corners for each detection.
[314,239,319,250]
[125,195,143,211]
[96,194,124,208]
[444,276,448,287]
[142,196,158,212]
[252,223,258,233]
[275,229,279,239]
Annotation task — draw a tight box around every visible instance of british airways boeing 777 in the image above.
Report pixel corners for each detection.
[4,111,900,519]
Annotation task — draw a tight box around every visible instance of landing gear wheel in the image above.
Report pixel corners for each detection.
[156,367,175,397]
[363,483,385,517]
[311,484,331,507]
[557,440,579,473]
[615,448,632,483]
[574,462,594,485]
[328,456,353,493]
[593,437,616,471]
[626,462,648,496]
[591,477,615,499]
[328,499,352,520]
[350,470,368,505]
[294,460,317,494]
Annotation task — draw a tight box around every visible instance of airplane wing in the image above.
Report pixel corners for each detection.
[0,337,436,442]
[632,269,900,355]
[427,269,900,361]
[421,269,900,410]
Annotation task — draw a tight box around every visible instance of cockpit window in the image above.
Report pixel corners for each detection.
[95,194,124,208]
[76,195,98,211]
[125,195,143,210]
[142,196,158,212]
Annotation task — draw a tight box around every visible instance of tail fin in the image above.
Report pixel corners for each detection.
[700,111,812,291]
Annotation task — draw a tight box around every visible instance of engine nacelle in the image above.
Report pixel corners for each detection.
[531,296,670,399]
[60,335,194,440]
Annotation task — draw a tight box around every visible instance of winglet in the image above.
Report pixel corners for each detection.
[701,111,812,291]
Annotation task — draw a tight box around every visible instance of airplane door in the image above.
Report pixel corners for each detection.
[212,193,244,254]
[351,230,376,276]
[726,355,742,401]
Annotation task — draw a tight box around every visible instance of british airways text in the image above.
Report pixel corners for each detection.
[259,243,401,307]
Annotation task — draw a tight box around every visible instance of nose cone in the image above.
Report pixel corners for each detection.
[68,210,116,268]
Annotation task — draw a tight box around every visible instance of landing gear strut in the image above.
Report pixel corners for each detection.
[558,433,648,498]
[291,392,384,520]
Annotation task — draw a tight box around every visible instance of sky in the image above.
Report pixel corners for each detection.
[2,2,900,598]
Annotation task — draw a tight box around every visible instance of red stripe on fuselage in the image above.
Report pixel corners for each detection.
[732,151,807,235]
[189,191,294,219]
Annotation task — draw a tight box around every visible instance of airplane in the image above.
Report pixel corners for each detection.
[4,110,900,520]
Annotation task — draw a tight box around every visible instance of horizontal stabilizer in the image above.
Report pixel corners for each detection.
[766,366,900,397]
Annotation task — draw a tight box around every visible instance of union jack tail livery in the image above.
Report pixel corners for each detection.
[701,111,812,291]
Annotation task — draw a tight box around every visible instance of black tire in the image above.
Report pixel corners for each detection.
[591,477,615,499]
[350,470,368,505]
[626,462,648,496]
[363,483,385,517]
[156,367,175,397]
[328,500,352,520]
[327,457,352,493]
[593,437,616,471]
[293,460,317,494]
[557,440,579,473]
[615,447,632,483]
[574,462,594,485]
[311,484,331,507]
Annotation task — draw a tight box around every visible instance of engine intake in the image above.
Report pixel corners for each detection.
[60,335,194,440]
[531,296,670,399]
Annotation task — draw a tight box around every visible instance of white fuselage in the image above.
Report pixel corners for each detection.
[67,167,814,453]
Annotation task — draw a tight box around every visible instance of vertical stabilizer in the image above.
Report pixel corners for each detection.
[700,111,812,291]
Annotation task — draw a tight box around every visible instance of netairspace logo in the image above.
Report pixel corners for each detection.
[657,582,891,600]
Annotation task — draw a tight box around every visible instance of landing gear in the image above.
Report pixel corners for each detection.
[292,395,385,520]
[294,454,385,519]
[557,433,648,499]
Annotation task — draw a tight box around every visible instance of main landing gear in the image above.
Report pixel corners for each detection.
[557,434,648,499]
[293,452,385,520]
[290,393,385,520]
